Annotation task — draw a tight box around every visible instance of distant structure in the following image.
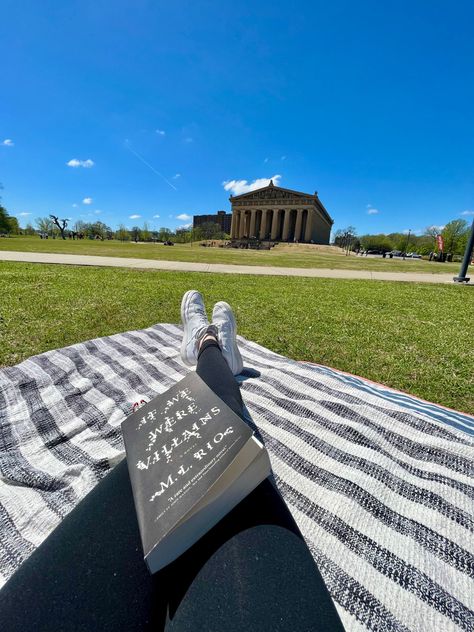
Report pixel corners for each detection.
[230,181,333,244]
[193,210,232,234]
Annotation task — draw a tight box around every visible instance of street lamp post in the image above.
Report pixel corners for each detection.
[453,219,474,283]
[403,229,411,260]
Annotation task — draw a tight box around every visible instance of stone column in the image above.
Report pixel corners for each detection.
[294,209,303,242]
[249,209,257,238]
[304,210,313,242]
[230,211,238,238]
[282,208,291,241]
[270,209,279,240]
[259,209,268,239]
[239,211,246,238]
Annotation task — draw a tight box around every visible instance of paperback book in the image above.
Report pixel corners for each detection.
[122,372,271,573]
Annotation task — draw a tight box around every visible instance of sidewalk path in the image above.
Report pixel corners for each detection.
[0,250,467,284]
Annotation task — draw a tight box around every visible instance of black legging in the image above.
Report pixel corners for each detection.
[0,344,343,632]
[196,336,245,420]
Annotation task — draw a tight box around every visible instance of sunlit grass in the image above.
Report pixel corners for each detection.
[0,235,461,274]
[1,262,472,413]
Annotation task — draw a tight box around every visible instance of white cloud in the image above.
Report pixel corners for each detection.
[156,129,166,135]
[17,212,31,217]
[461,210,474,216]
[173,173,181,179]
[222,175,282,196]
[178,223,192,229]
[67,158,95,168]
[153,214,160,219]
[2,139,14,147]
[82,197,93,205]
[129,214,141,219]
[176,213,191,221]
[367,208,379,215]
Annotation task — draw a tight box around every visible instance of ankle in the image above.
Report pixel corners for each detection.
[197,324,219,351]
[198,333,218,350]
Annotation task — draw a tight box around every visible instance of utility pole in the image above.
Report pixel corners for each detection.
[453,219,474,283]
[402,229,411,260]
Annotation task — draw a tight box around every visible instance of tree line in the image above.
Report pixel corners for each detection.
[333,219,472,256]
[0,205,20,235]
[7,212,229,244]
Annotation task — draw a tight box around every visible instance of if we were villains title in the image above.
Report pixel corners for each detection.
[134,387,235,503]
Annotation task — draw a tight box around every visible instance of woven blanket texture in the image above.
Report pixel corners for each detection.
[0,324,473,632]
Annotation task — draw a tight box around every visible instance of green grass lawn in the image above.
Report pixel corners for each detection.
[1,262,472,413]
[0,235,461,274]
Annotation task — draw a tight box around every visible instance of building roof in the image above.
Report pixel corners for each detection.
[229,180,333,225]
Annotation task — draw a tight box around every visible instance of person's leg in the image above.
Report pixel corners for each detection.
[196,329,245,420]
[181,290,245,418]
[0,293,344,631]
[0,458,168,632]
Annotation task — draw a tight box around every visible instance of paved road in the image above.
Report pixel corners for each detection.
[0,250,469,284]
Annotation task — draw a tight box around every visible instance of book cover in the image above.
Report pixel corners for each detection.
[121,372,255,568]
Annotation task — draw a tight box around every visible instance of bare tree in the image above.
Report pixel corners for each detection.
[425,225,442,250]
[50,215,69,240]
[35,216,54,236]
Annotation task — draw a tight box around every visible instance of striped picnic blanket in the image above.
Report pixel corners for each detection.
[0,324,473,631]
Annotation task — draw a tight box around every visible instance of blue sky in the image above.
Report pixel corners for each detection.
[1,0,474,235]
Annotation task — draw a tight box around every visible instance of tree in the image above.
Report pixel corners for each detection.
[0,188,17,235]
[415,235,434,256]
[360,234,393,252]
[442,219,469,255]
[334,226,357,253]
[74,220,88,235]
[158,226,172,241]
[175,227,192,243]
[89,221,110,240]
[0,205,11,233]
[24,222,36,235]
[8,216,20,234]
[424,225,442,251]
[385,232,407,251]
[50,214,69,240]
[116,224,129,241]
[199,221,222,240]
[35,216,54,236]
[142,222,151,242]
[131,226,143,242]
[0,204,20,235]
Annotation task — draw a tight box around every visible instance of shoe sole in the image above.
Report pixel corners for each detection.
[180,290,203,366]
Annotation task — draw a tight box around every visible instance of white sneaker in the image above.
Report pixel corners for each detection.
[212,301,244,376]
[180,290,209,366]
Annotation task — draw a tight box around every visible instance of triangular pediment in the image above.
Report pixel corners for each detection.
[231,183,313,201]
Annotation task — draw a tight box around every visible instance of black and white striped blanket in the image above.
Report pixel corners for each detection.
[1,324,473,631]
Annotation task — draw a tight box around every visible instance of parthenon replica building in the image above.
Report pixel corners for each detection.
[229,181,333,244]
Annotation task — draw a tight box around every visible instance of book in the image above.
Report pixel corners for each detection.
[121,372,272,573]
